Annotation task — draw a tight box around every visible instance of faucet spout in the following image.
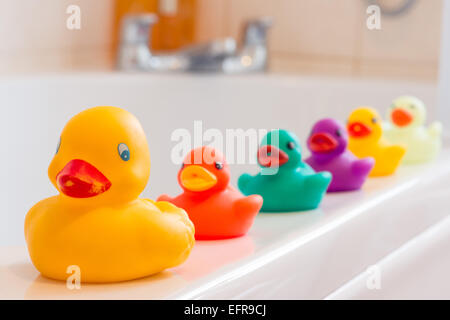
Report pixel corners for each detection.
[116,14,273,73]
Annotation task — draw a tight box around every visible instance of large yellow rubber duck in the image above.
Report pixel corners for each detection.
[347,107,406,177]
[25,106,195,283]
[384,96,442,164]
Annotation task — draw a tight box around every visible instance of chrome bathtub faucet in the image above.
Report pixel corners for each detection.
[116,14,272,73]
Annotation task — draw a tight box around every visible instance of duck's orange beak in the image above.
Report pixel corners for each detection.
[308,132,338,153]
[180,165,217,192]
[257,145,289,168]
[391,108,413,127]
[56,159,111,198]
[347,122,372,138]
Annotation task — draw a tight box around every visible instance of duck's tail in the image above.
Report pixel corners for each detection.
[386,144,406,161]
[429,121,443,138]
[352,157,375,177]
[308,171,332,190]
[234,195,263,218]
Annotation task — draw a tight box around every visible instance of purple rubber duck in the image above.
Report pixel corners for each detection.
[305,118,375,192]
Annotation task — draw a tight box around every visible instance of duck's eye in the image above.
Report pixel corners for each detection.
[56,137,61,154]
[215,162,223,170]
[336,129,342,137]
[409,104,415,109]
[118,143,130,161]
[181,163,185,169]
[287,142,295,150]
[371,117,378,124]
[391,104,396,109]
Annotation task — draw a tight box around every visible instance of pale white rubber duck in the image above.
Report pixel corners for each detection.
[384,96,442,164]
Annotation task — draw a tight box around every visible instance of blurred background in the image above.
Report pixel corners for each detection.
[0,0,443,81]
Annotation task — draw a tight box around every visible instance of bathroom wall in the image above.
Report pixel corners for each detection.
[196,0,443,80]
[0,0,115,73]
[0,0,443,81]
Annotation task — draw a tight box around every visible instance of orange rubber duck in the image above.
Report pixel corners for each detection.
[158,146,263,240]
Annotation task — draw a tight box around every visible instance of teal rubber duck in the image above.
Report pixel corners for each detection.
[238,129,332,212]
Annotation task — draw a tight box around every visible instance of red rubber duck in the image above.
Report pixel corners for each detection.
[158,146,263,240]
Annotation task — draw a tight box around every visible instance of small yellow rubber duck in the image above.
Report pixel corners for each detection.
[25,106,195,283]
[347,107,406,177]
[384,96,442,164]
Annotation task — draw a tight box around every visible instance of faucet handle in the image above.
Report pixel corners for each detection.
[117,14,158,70]
[242,17,273,46]
[119,14,158,45]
